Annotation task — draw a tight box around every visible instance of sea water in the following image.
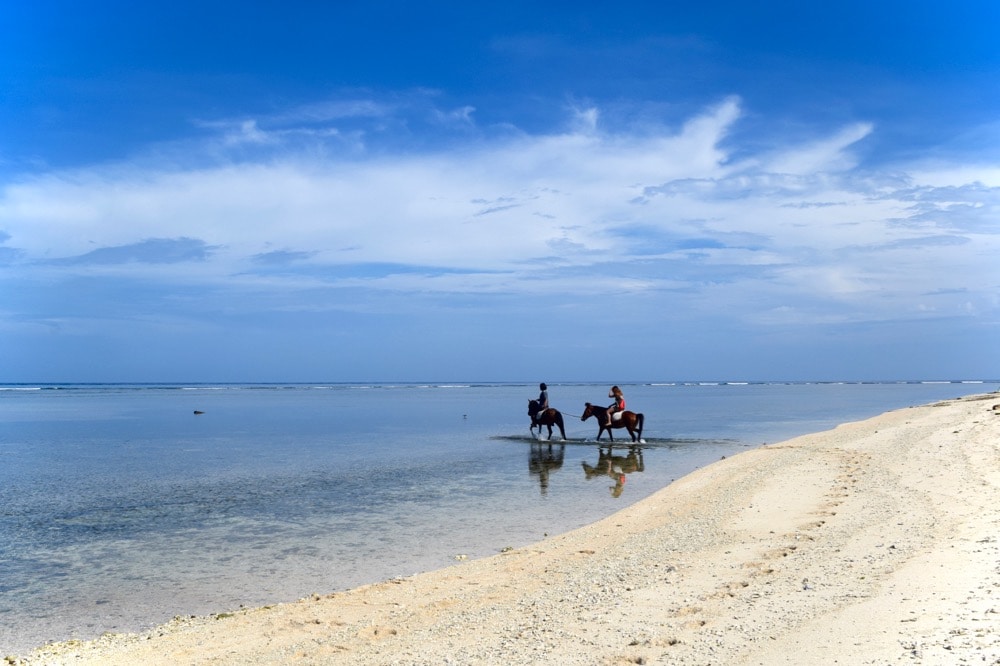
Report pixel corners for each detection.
[0,380,994,654]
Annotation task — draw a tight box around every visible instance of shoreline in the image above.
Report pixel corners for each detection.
[13,392,1000,665]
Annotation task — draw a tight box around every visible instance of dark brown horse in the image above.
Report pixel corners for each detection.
[581,402,645,442]
[529,441,565,495]
[528,399,567,440]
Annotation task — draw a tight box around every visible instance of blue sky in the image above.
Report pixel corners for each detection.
[1,1,998,383]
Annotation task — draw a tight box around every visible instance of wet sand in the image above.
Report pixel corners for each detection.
[14,392,1000,665]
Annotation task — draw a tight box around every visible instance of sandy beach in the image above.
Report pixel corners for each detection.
[13,392,1000,665]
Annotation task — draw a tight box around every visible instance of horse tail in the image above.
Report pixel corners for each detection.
[637,413,644,440]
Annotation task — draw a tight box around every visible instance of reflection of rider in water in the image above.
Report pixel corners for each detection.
[605,385,625,427]
[582,447,643,498]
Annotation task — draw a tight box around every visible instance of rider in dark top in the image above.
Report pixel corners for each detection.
[537,383,548,411]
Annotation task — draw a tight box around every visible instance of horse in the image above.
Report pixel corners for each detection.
[581,402,645,442]
[528,399,567,440]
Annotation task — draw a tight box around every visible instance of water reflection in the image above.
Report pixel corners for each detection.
[528,442,565,495]
[582,445,645,498]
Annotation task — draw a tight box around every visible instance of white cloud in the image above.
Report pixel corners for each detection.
[908,165,1000,188]
[570,107,599,134]
[761,122,874,175]
[0,98,996,331]
[225,119,272,146]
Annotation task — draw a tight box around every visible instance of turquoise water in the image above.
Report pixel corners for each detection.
[1,380,993,653]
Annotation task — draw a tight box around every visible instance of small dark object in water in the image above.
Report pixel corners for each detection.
[193,410,204,415]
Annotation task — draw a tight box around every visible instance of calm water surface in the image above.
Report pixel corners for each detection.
[0,380,993,653]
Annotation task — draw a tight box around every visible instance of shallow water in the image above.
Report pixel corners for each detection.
[0,380,993,653]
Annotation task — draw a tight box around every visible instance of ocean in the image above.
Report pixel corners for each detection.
[1,380,994,654]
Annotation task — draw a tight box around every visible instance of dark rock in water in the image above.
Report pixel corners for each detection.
[193,410,204,415]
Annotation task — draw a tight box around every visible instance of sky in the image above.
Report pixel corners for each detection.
[1,1,998,383]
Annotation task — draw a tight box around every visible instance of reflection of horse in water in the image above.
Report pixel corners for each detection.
[581,403,645,442]
[528,400,567,440]
[582,446,645,498]
[529,442,565,495]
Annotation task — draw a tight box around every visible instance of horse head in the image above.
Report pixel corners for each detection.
[581,402,594,421]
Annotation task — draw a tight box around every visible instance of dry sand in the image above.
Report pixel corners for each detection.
[12,392,1000,665]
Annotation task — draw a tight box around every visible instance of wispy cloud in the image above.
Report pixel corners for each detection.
[762,122,874,175]
[48,237,217,265]
[1,97,997,337]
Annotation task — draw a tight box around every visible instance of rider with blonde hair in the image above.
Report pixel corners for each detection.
[606,386,625,427]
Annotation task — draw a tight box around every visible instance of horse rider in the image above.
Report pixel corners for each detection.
[606,385,625,427]
[537,383,549,411]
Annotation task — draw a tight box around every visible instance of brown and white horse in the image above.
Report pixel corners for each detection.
[581,402,644,442]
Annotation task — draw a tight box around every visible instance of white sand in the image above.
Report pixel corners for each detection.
[13,392,1000,665]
